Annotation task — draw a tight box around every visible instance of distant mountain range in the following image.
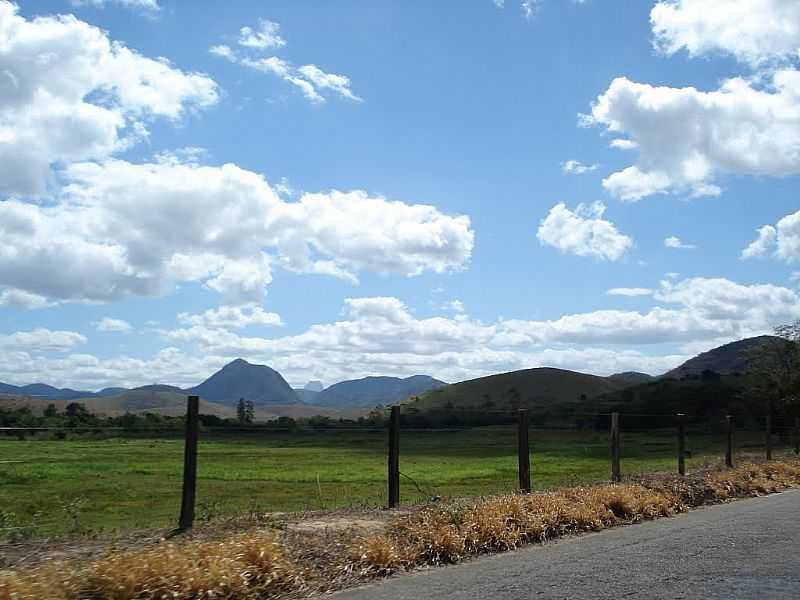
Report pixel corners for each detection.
[313,375,447,408]
[0,358,446,413]
[0,335,785,418]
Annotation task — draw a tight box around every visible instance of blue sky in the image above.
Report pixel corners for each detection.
[1,0,799,389]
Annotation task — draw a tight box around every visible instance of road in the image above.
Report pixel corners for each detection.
[333,489,800,600]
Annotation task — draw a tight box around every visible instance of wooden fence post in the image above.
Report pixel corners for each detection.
[610,412,621,483]
[178,395,199,531]
[677,413,686,476]
[517,409,531,493]
[387,406,400,508]
[765,413,773,461]
[794,417,799,455]
[725,415,734,468]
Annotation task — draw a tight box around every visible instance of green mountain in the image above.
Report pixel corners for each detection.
[664,336,783,379]
[404,367,630,414]
[188,358,299,406]
[315,375,447,407]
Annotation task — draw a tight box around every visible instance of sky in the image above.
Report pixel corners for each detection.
[0,0,799,390]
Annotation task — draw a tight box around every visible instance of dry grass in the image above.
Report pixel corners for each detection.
[2,460,799,599]
[0,533,301,600]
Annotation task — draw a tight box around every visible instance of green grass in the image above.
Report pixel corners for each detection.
[0,427,790,538]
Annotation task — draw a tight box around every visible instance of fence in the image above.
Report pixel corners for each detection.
[1,395,799,539]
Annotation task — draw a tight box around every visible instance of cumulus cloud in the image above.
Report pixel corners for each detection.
[157,276,800,386]
[651,0,800,67]
[95,317,132,333]
[4,276,798,388]
[607,288,653,297]
[0,328,86,352]
[209,20,359,104]
[178,304,283,329]
[70,0,160,11]
[537,202,633,261]
[585,71,800,200]
[561,160,599,174]
[0,2,217,196]
[742,209,800,262]
[0,159,474,305]
[664,236,697,249]
[238,19,286,50]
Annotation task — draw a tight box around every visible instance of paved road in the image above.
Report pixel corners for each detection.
[334,489,800,600]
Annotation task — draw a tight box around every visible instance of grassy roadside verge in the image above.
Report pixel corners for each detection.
[2,460,799,599]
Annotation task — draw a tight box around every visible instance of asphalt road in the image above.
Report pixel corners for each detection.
[333,489,800,600]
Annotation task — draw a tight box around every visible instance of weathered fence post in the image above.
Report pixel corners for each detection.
[765,412,773,461]
[178,395,199,531]
[794,417,799,455]
[610,412,621,483]
[725,415,734,468]
[387,405,400,508]
[677,413,686,476]
[517,409,531,493]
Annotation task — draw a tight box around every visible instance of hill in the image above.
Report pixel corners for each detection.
[188,358,299,406]
[294,388,321,404]
[0,381,96,400]
[404,367,629,414]
[664,336,783,379]
[607,371,654,386]
[315,375,447,407]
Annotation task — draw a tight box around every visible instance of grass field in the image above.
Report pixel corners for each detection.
[0,426,788,538]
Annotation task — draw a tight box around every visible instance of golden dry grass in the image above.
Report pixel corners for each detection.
[0,533,300,600]
[2,460,799,599]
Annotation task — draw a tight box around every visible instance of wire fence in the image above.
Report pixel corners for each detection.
[1,397,798,545]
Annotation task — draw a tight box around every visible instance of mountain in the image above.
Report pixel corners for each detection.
[315,375,447,408]
[0,382,95,400]
[96,387,129,397]
[188,358,299,406]
[304,380,324,392]
[294,388,321,404]
[607,372,655,386]
[405,368,631,414]
[664,336,783,379]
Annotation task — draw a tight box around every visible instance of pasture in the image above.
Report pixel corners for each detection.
[0,426,781,537]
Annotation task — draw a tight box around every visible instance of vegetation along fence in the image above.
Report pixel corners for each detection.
[0,395,798,540]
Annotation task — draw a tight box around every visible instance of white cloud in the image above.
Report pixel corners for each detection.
[70,0,160,12]
[537,202,633,261]
[297,65,362,102]
[586,71,800,200]
[664,236,697,249]
[651,0,800,67]
[238,19,286,50]
[178,304,283,329]
[0,328,86,352]
[209,45,236,61]
[0,159,474,305]
[95,317,132,333]
[0,289,52,309]
[561,159,599,174]
[209,20,359,104]
[522,0,539,20]
[4,275,798,388]
[607,288,653,297]
[0,2,217,196]
[742,209,800,262]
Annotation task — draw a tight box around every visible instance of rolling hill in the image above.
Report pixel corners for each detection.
[188,358,299,406]
[664,336,783,379]
[404,367,630,414]
[315,375,447,407]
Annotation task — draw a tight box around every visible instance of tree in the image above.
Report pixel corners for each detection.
[236,398,247,424]
[746,321,800,417]
[43,403,58,418]
[244,400,255,424]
